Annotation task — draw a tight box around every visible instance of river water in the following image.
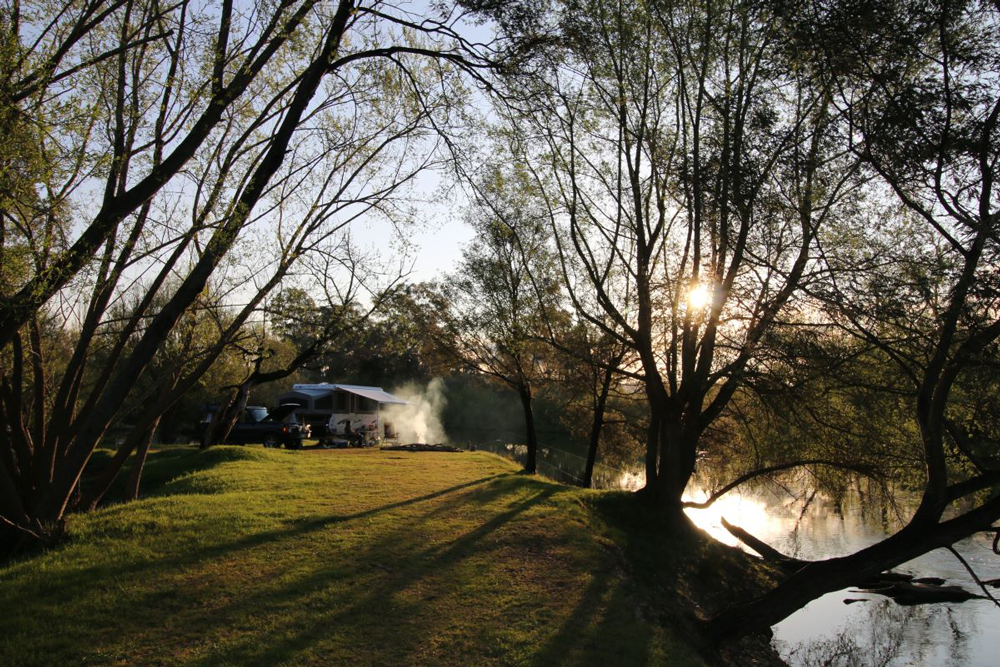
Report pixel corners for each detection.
[472,441,1000,667]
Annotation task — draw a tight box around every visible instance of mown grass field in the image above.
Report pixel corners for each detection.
[0,446,725,667]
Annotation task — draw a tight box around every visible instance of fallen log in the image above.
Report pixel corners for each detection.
[720,517,809,571]
[719,518,986,607]
[853,581,985,605]
[719,518,944,595]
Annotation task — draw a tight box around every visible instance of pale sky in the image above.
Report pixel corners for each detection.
[331,0,494,287]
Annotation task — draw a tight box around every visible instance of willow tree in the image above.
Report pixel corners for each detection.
[706,0,1000,640]
[434,165,563,474]
[0,0,508,552]
[502,0,859,510]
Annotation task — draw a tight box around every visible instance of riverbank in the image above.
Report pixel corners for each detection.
[0,446,784,666]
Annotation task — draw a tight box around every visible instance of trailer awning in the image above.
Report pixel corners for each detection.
[335,385,408,405]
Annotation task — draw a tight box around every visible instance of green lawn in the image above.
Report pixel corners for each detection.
[0,446,719,667]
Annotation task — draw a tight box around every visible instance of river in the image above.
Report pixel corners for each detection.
[472,441,1000,667]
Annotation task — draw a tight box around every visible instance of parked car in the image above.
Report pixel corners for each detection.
[199,404,309,449]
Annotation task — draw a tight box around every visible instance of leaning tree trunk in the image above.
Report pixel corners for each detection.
[703,500,1000,641]
[201,374,257,449]
[518,384,538,474]
[125,416,160,501]
[75,408,164,511]
[201,340,337,450]
[25,2,357,530]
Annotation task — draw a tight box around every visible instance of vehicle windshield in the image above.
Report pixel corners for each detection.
[247,407,268,423]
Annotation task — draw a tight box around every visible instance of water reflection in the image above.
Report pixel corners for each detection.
[703,485,999,667]
[682,490,771,548]
[777,595,983,667]
[779,600,911,667]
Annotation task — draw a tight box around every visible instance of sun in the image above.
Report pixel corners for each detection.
[687,283,711,310]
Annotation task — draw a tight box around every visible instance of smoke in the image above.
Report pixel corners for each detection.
[384,378,448,444]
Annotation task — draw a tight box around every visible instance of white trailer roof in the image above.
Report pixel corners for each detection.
[290,383,408,405]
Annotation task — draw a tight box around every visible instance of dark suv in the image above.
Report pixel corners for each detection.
[200,404,309,449]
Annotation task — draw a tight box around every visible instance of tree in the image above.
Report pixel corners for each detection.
[706,0,1000,641]
[547,319,631,488]
[0,0,508,552]
[492,0,858,511]
[300,286,446,387]
[0,0,335,346]
[433,165,562,473]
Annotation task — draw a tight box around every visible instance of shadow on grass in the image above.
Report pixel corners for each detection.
[6,458,672,667]
[83,445,263,505]
[3,471,515,601]
[530,570,655,667]
[175,480,661,667]
[192,485,565,667]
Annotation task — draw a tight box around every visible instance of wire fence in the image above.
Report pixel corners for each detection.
[468,439,644,490]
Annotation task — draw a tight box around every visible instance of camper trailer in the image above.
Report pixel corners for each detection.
[276,383,407,445]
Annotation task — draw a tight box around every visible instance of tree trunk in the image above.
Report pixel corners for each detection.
[656,420,699,511]
[642,409,661,497]
[27,3,356,527]
[705,495,1000,640]
[125,418,159,501]
[75,417,157,511]
[200,383,247,449]
[74,373,182,512]
[583,412,601,488]
[219,383,252,445]
[518,384,538,474]
[202,359,262,449]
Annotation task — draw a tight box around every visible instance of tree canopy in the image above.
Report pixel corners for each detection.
[2,0,999,654]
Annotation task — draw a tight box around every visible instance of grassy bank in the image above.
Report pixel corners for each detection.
[0,446,778,666]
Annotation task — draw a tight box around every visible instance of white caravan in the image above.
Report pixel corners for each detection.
[276,383,407,444]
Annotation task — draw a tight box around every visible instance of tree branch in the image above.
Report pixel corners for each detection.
[682,459,878,509]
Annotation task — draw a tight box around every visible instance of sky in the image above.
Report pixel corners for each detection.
[353,166,477,286]
[337,1,498,286]
[405,215,476,283]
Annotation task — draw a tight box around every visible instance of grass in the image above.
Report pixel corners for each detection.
[0,445,731,667]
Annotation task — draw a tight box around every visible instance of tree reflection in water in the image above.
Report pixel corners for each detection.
[779,599,976,667]
[782,601,910,667]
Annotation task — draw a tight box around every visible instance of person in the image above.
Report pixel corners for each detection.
[330,417,365,445]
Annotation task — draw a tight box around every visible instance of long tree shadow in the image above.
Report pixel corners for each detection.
[185,485,562,666]
[2,472,515,606]
[6,464,676,667]
[529,567,616,667]
[420,485,561,563]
